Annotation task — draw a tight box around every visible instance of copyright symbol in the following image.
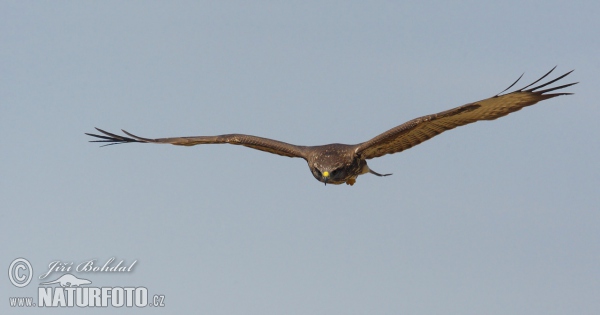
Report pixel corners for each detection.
[8,258,33,288]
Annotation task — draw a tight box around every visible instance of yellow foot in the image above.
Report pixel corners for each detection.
[345,178,356,186]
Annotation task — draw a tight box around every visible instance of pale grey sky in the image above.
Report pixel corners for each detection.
[2,1,599,314]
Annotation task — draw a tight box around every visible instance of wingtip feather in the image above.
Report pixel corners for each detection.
[496,72,524,96]
[86,127,141,146]
[527,69,575,93]
[121,129,153,142]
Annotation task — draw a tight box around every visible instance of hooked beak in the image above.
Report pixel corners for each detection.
[323,171,330,186]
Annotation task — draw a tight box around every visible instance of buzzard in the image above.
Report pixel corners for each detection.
[87,67,576,186]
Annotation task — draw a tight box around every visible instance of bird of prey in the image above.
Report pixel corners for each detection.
[87,67,576,186]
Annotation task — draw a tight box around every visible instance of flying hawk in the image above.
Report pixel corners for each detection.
[87,67,576,186]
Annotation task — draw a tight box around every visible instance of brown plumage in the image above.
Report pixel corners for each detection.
[87,67,577,186]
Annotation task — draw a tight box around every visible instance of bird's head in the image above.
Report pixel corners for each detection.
[307,144,360,185]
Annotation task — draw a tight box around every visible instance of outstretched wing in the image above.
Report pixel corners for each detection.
[355,67,577,160]
[86,128,308,158]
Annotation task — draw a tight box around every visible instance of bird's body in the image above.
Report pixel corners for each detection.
[87,68,577,186]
